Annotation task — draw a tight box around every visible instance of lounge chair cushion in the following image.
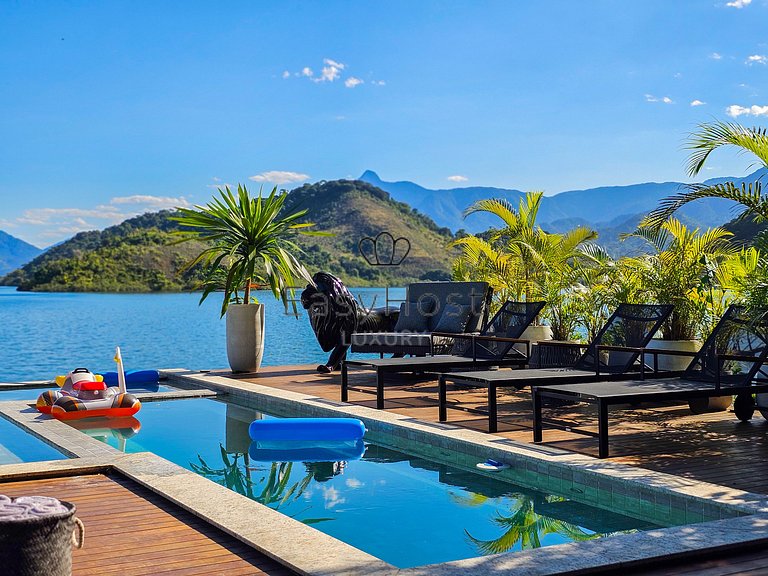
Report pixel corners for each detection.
[433,303,473,333]
[393,301,434,333]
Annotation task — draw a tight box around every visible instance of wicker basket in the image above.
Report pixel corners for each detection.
[0,499,84,576]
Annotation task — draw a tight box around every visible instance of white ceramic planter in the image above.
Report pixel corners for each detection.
[647,339,731,413]
[646,339,701,372]
[226,303,265,373]
[515,324,553,356]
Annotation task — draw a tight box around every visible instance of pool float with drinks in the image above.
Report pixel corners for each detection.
[36,348,142,420]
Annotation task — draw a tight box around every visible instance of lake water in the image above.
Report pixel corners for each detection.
[0,286,404,382]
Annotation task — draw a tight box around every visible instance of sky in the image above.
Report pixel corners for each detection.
[1,0,767,248]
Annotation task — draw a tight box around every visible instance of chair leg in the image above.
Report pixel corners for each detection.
[341,363,348,402]
[532,390,542,443]
[488,384,497,433]
[598,400,609,458]
[376,370,385,410]
[438,376,447,422]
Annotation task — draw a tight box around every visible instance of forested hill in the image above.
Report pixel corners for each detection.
[281,179,455,284]
[0,211,207,292]
[0,180,456,292]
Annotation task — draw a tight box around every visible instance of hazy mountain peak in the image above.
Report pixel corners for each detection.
[0,230,43,275]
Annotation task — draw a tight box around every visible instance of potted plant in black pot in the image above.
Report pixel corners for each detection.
[174,184,318,373]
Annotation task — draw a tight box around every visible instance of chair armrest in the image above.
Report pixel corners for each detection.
[536,341,589,351]
[716,352,762,363]
[431,331,477,340]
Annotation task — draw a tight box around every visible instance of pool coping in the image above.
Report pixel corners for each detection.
[0,369,766,575]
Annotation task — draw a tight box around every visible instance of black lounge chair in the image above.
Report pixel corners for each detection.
[341,300,546,409]
[349,281,493,357]
[438,303,674,432]
[532,305,768,458]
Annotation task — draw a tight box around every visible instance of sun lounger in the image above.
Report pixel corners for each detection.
[532,305,768,457]
[341,301,546,409]
[437,303,674,432]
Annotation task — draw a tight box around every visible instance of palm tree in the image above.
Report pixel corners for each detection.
[623,218,736,340]
[645,120,768,229]
[451,192,598,338]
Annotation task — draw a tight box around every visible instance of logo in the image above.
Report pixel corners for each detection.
[358,232,411,266]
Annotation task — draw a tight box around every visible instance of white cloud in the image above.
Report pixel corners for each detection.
[673,72,682,78]
[284,58,384,88]
[746,54,767,65]
[645,94,673,104]
[13,194,192,246]
[447,175,469,182]
[690,99,706,106]
[344,77,363,88]
[324,58,345,70]
[110,195,190,208]
[710,52,723,60]
[726,104,768,117]
[316,58,345,83]
[345,478,362,488]
[248,170,310,185]
[726,0,751,7]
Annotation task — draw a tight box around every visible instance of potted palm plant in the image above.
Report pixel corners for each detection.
[173,184,317,373]
[451,192,597,349]
[625,218,735,370]
[625,217,740,412]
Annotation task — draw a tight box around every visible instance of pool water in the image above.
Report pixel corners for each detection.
[0,384,177,401]
[77,398,663,568]
[0,417,66,464]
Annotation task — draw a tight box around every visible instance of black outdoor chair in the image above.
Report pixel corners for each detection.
[532,304,768,457]
[341,300,546,409]
[438,303,674,432]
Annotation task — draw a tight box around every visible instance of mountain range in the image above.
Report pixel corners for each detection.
[0,231,42,276]
[359,169,766,255]
[2,167,765,289]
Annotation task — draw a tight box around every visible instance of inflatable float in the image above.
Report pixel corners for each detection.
[37,348,141,421]
[248,439,366,462]
[248,418,366,442]
[55,369,160,389]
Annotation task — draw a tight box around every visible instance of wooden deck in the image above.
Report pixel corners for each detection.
[237,365,768,495]
[0,474,294,576]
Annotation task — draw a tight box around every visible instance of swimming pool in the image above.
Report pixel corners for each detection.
[0,416,66,464]
[75,397,676,568]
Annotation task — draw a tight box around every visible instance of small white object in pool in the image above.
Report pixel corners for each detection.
[476,459,509,471]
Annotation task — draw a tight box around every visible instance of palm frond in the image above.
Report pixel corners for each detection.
[643,180,767,229]
[686,120,768,177]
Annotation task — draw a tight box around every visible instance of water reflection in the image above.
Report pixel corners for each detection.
[68,416,141,452]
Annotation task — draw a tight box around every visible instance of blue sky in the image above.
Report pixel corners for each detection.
[1,0,766,247]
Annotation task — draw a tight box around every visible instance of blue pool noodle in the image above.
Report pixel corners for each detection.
[102,369,160,386]
[248,439,366,462]
[249,418,366,442]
